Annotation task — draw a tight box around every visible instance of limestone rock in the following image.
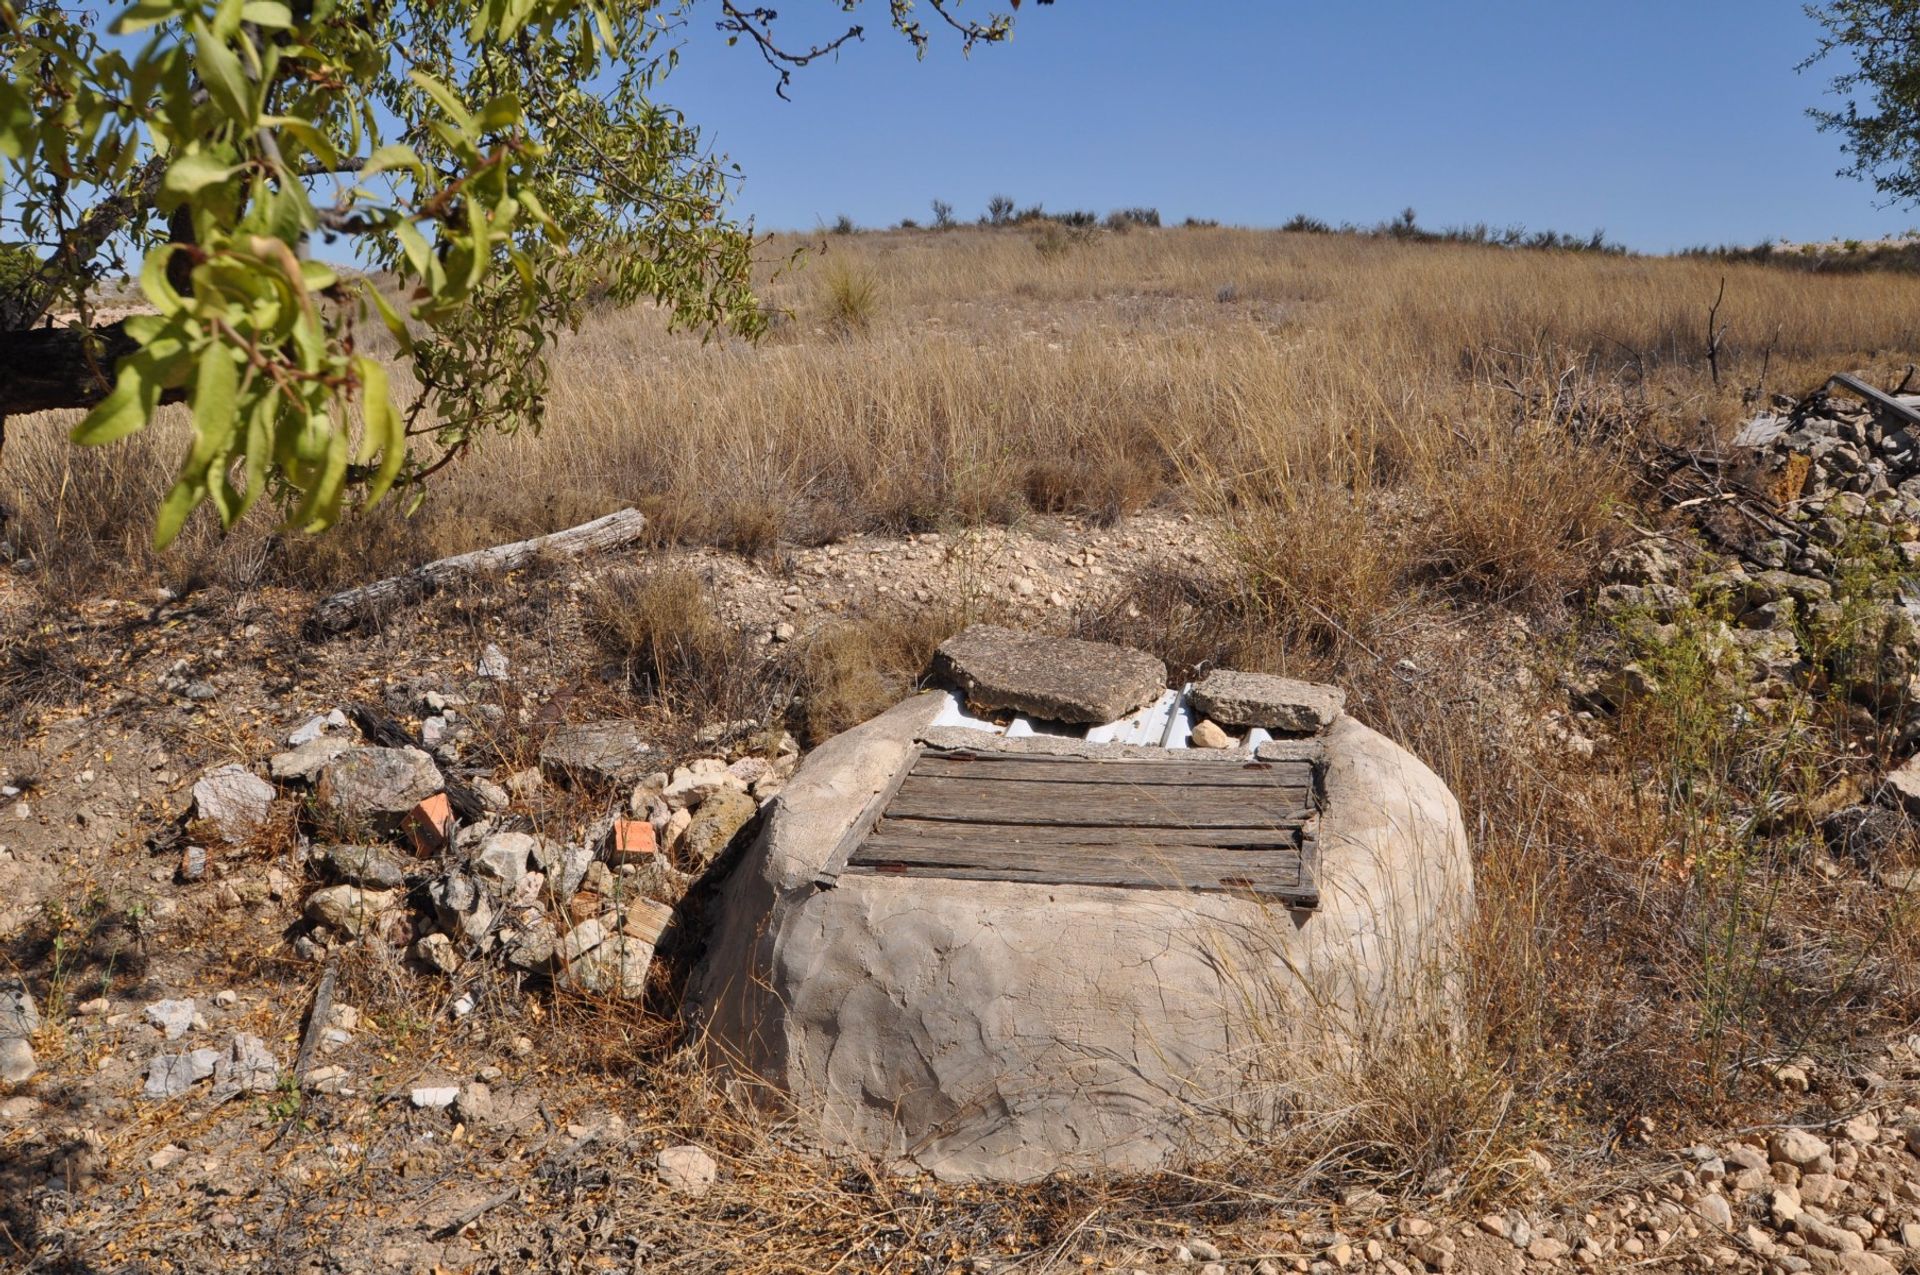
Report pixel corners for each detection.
[931,625,1167,725]
[192,765,275,842]
[1772,1127,1832,1167]
[412,932,460,975]
[0,977,38,1039]
[1188,719,1233,749]
[313,748,443,830]
[0,1036,33,1084]
[561,933,655,998]
[322,844,407,890]
[655,1143,718,1195]
[144,1048,221,1099]
[682,788,758,867]
[144,998,195,1041]
[472,831,535,890]
[305,885,401,936]
[539,721,654,788]
[269,735,353,783]
[428,872,495,949]
[209,1033,279,1100]
[1883,755,1920,816]
[1190,670,1345,734]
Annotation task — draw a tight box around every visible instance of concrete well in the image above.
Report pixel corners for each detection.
[686,689,1470,1181]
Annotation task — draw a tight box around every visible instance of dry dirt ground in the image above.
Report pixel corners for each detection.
[3,510,1920,1275]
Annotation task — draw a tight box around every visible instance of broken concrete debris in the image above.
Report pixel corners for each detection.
[931,623,1167,724]
[1191,669,1347,733]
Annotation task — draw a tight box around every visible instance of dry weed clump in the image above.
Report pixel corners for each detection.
[584,568,778,727]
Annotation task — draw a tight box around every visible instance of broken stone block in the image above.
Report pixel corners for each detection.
[1190,670,1346,734]
[1883,755,1920,816]
[472,831,535,889]
[538,721,654,788]
[304,885,402,936]
[405,792,455,855]
[931,624,1167,725]
[314,748,443,832]
[428,872,495,949]
[191,765,276,842]
[144,1048,221,1099]
[502,911,558,971]
[681,788,757,867]
[209,1033,279,1101]
[559,916,609,964]
[322,844,408,890]
[177,845,207,882]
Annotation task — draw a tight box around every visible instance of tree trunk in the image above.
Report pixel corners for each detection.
[0,321,143,416]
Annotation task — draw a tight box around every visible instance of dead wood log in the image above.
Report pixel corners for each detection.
[307,507,647,635]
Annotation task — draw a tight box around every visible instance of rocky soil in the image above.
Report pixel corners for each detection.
[4,450,1920,1271]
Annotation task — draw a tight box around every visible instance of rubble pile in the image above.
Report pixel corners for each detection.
[1588,377,1920,873]
[184,692,798,1012]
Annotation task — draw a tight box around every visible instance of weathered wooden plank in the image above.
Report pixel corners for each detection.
[865,819,1301,851]
[309,508,648,635]
[887,774,1312,828]
[814,745,922,889]
[845,844,1312,898]
[1829,371,1920,429]
[911,754,1313,788]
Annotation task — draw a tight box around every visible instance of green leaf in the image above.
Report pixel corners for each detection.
[355,356,407,507]
[190,18,253,125]
[72,351,162,447]
[152,479,204,551]
[0,79,31,160]
[112,1,189,34]
[408,70,474,134]
[239,2,294,28]
[361,279,415,355]
[359,143,423,180]
[161,152,239,201]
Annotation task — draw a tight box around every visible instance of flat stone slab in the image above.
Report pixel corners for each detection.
[539,721,654,788]
[1191,670,1345,733]
[931,625,1166,725]
[314,748,443,828]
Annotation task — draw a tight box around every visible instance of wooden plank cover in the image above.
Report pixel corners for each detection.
[842,746,1321,906]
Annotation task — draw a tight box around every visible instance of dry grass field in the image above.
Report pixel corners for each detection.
[7,224,1920,1267]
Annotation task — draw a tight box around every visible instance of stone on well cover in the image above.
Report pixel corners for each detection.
[1190,669,1346,734]
[688,685,1471,1182]
[930,624,1167,724]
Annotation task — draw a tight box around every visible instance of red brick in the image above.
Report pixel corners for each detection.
[404,792,454,855]
[605,818,656,865]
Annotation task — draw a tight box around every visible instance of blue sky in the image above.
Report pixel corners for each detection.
[658,1,1914,252]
